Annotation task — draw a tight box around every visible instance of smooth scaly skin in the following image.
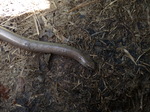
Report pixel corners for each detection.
[0,26,95,69]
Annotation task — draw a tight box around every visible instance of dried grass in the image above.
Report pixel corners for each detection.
[0,0,150,112]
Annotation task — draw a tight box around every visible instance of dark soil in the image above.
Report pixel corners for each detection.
[0,0,150,112]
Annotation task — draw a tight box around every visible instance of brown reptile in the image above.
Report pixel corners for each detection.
[0,26,95,69]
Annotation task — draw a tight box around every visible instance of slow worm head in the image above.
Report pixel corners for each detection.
[0,26,95,69]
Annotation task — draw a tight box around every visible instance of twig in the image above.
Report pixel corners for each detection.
[33,14,41,35]
[100,0,117,15]
[123,49,137,65]
[68,0,99,13]
[136,48,150,63]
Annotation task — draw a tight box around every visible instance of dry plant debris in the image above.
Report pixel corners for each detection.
[0,0,150,112]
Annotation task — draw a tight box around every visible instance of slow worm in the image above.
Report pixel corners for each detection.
[0,26,94,69]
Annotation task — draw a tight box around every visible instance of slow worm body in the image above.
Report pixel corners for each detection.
[0,26,94,69]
